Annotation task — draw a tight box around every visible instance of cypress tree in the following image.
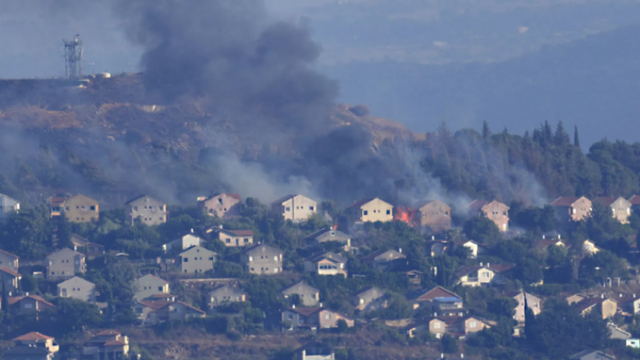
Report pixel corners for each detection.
[482,120,491,140]
[574,125,581,148]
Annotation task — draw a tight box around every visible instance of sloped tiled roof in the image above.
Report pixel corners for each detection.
[593,196,616,207]
[96,329,121,336]
[104,340,127,347]
[307,252,347,263]
[468,199,489,211]
[14,332,54,341]
[138,300,171,311]
[550,197,581,207]
[221,229,254,237]
[287,307,321,316]
[415,286,460,302]
[0,248,18,259]
[629,195,640,205]
[0,267,20,278]
[362,249,406,261]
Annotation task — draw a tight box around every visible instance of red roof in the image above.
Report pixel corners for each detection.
[287,307,321,316]
[96,329,121,336]
[223,229,254,237]
[103,340,127,347]
[8,295,55,307]
[0,249,18,259]
[415,286,460,302]
[14,332,54,341]
[629,195,640,205]
[49,196,66,206]
[594,197,616,207]
[550,197,580,207]
[138,300,171,311]
[0,267,20,277]
[468,200,489,211]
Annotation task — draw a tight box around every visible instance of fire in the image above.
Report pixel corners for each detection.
[394,206,417,226]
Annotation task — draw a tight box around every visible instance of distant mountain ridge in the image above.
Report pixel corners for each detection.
[324,25,640,146]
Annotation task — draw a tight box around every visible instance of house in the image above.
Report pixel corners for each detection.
[282,307,354,331]
[627,339,640,349]
[271,194,318,222]
[563,293,586,305]
[304,228,351,250]
[133,274,170,301]
[49,194,99,223]
[412,286,462,310]
[208,284,246,308]
[82,330,129,360]
[133,300,168,325]
[608,322,632,340]
[240,244,283,275]
[70,234,105,260]
[568,350,616,360]
[0,194,19,218]
[507,291,542,323]
[456,263,514,287]
[295,342,335,360]
[4,345,54,360]
[550,196,592,223]
[417,200,452,232]
[425,239,449,257]
[0,249,19,271]
[406,315,492,339]
[534,235,568,252]
[217,228,254,247]
[6,332,59,360]
[57,276,97,302]
[197,193,241,218]
[405,270,423,286]
[179,246,216,274]
[162,232,202,253]
[595,196,632,224]
[304,252,348,277]
[45,248,86,280]
[281,282,320,307]
[362,249,406,271]
[353,287,388,312]
[468,200,510,232]
[8,295,56,314]
[459,240,488,259]
[629,194,640,214]
[575,297,617,319]
[582,240,602,256]
[147,301,206,323]
[346,198,394,224]
[0,267,21,293]
[125,195,167,226]
[618,295,640,315]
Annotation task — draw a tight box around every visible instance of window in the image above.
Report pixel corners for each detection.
[184,258,188,262]
[274,256,278,261]
[286,207,291,211]
[364,210,368,215]
[274,268,279,273]
[249,256,253,262]
[244,238,249,243]
[288,314,293,319]
[359,298,364,304]
[51,272,55,275]
[325,313,331,320]
[158,286,163,292]
[470,321,477,328]
[434,322,441,329]
[310,206,314,211]
[65,206,70,211]
[386,210,390,215]
[209,257,214,260]
[90,206,96,211]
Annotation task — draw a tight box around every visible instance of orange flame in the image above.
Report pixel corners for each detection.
[394,206,417,227]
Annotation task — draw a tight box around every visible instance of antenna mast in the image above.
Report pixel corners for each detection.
[63,34,83,79]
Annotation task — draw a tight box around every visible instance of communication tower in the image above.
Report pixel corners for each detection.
[63,35,83,79]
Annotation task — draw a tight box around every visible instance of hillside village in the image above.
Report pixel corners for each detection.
[0,191,638,360]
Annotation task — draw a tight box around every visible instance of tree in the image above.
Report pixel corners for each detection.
[57,211,72,249]
[54,298,103,335]
[526,299,607,358]
[337,319,349,333]
[463,217,501,245]
[574,125,581,148]
[515,258,543,285]
[1,274,7,321]
[494,240,527,263]
[487,297,518,319]
[21,273,39,294]
[441,334,458,353]
[482,120,491,140]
